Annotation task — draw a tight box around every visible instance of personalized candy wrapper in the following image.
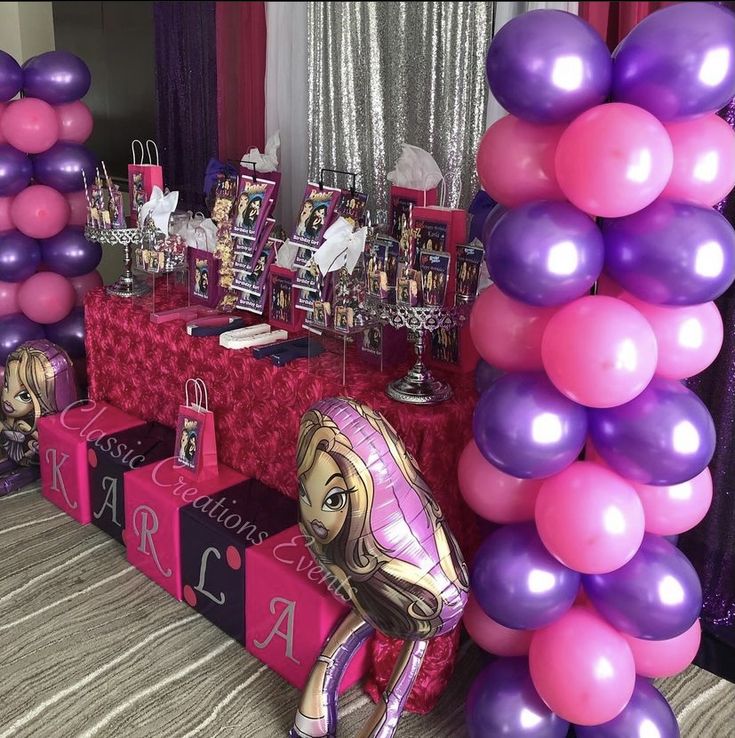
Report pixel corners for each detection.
[335,189,369,228]
[290,184,340,249]
[419,249,451,307]
[232,176,275,240]
[455,242,484,304]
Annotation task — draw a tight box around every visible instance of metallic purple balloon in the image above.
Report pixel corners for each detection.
[472,523,580,630]
[486,10,612,124]
[0,50,22,102]
[473,372,587,479]
[0,231,40,282]
[589,377,715,486]
[40,227,101,277]
[583,535,702,641]
[466,657,569,738]
[576,678,679,738]
[0,312,45,363]
[612,3,735,121]
[475,359,504,395]
[481,203,508,245]
[44,306,85,359]
[32,142,98,194]
[486,201,604,306]
[22,51,91,104]
[0,144,32,196]
[602,200,735,306]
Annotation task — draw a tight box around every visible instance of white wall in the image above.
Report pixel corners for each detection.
[0,2,55,63]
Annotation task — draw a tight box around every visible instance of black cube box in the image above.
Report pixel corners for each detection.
[89,422,176,543]
[180,479,298,643]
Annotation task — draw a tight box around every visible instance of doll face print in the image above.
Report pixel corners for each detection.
[299,449,350,545]
[297,201,314,235]
[2,361,33,420]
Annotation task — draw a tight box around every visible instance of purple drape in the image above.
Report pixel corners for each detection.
[154,1,217,211]
[681,97,735,635]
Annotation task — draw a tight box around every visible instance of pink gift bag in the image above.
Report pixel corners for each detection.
[175,378,218,480]
[128,139,164,226]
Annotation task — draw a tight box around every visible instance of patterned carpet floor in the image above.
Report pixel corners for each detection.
[0,486,733,737]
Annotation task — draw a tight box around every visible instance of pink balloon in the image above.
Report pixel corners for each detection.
[69,269,103,305]
[66,189,89,226]
[555,103,673,218]
[463,594,533,657]
[620,293,723,380]
[56,101,93,144]
[10,185,69,239]
[0,280,20,316]
[470,285,556,371]
[633,467,713,536]
[0,98,59,154]
[476,115,566,208]
[622,620,701,679]
[542,295,658,408]
[459,440,541,523]
[0,102,6,145]
[0,195,13,230]
[529,607,636,726]
[17,271,75,324]
[663,114,735,207]
[536,461,645,574]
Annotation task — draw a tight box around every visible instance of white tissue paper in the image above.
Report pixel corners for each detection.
[240,131,280,173]
[387,143,443,190]
[194,218,218,252]
[275,238,299,271]
[314,217,366,276]
[138,186,179,235]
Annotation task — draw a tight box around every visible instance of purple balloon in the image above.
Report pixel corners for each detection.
[0,145,32,197]
[613,3,735,121]
[486,201,604,306]
[0,312,45,363]
[0,230,40,282]
[584,535,702,640]
[589,377,715,485]
[32,142,98,194]
[22,51,91,104]
[576,678,679,738]
[474,372,587,479]
[0,50,22,102]
[602,200,735,306]
[468,190,498,243]
[481,203,508,245]
[40,227,101,277]
[467,657,569,738]
[486,10,612,124]
[44,306,85,359]
[472,523,580,630]
[475,359,504,395]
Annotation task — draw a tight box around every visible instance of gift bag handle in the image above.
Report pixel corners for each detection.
[185,377,209,412]
[131,139,144,166]
[146,140,160,166]
[438,175,447,208]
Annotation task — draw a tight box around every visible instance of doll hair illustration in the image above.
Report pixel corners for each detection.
[305,204,328,238]
[296,399,468,640]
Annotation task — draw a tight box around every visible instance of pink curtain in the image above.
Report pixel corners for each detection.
[579,2,678,48]
[216,2,266,163]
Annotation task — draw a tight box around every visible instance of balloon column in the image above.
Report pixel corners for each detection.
[464,5,735,737]
[0,50,100,388]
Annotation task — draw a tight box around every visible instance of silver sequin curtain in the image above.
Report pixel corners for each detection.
[307,2,494,215]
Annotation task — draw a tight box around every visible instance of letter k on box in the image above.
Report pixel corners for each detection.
[39,401,144,525]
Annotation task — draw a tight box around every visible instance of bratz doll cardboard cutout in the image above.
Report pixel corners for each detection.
[0,340,78,496]
[292,397,468,738]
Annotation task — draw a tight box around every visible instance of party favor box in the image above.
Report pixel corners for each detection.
[89,422,175,543]
[124,458,247,600]
[180,480,298,643]
[245,525,372,691]
[40,402,145,525]
[412,206,468,301]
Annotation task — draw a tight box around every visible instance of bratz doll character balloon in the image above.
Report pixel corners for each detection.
[0,340,77,496]
[292,398,468,738]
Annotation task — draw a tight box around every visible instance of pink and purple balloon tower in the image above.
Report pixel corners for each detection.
[462,5,735,738]
[0,49,102,385]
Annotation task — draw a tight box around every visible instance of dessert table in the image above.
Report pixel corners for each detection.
[84,287,480,712]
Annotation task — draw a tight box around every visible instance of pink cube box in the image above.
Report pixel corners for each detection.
[40,401,144,525]
[124,458,247,600]
[245,524,371,692]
